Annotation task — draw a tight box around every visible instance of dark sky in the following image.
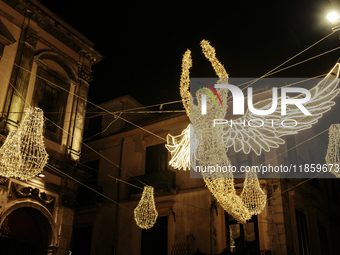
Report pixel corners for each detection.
[37,0,340,108]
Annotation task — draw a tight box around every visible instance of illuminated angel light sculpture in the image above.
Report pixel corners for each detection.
[167,39,340,222]
[240,169,267,215]
[134,186,158,229]
[168,42,340,167]
[0,107,48,180]
[325,124,340,177]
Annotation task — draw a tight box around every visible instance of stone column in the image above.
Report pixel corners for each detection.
[67,51,95,161]
[4,13,37,132]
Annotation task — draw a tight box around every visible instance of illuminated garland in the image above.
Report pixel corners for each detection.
[240,169,266,215]
[134,186,158,229]
[0,107,48,180]
[326,124,340,177]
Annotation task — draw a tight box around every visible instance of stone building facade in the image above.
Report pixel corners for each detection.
[0,0,102,254]
[81,93,340,255]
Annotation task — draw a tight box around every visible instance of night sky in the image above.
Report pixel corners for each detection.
[37,0,340,109]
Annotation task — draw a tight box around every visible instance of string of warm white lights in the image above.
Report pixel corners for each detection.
[0,107,48,180]
[134,186,158,229]
[240,169,267,215]
[326,124,340,177]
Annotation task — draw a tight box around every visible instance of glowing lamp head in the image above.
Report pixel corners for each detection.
[327,11,340,23]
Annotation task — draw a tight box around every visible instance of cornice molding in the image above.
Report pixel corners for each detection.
[2,0,103,63]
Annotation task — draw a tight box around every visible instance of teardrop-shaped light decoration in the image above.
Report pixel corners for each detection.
[325,124,340,177]
[134,186,158,229]
[0,107,48,180]
[240,169,266,215]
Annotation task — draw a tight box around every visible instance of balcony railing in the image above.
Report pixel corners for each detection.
[129,169,176,195]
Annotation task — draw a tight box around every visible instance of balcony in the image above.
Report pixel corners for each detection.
[129,169,176,195]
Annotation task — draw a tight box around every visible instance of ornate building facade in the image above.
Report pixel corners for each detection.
[0,0,102,254]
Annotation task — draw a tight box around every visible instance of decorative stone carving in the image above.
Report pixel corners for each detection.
[8,182,56,214]
[79,66,93,83]
[24,29,38,47]
[79,50,98,64]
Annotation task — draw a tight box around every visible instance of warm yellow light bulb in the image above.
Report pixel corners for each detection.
[327,11,340,23]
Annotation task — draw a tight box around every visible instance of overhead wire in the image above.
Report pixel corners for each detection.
[0,31,338,219]
[77,125,333,215]
[233,31,336,92]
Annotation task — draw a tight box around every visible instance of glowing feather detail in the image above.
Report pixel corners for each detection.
[222,63,340,155]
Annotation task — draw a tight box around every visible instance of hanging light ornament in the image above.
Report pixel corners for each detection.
[240,169,266,215]
[326,124,340,177]
[0,107,48,180]
[134,186,158,229]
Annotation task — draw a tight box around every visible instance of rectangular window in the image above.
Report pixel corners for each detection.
[38,82,59,133]
[77,160,102,207]
[295,209,310,255]
[318,224,329,255]
[145,144,168,174]
[84,115,102,140]
[141,216,167,255]
[72,226,93,255]
[33,67,70,143]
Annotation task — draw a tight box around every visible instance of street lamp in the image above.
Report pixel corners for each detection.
[327,11,340,31]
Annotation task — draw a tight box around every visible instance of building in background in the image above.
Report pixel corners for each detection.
[0,0,102,254]
[81,91,340,255]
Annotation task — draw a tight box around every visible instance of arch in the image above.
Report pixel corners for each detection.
[35,50,78,82]
[0,200,57,246]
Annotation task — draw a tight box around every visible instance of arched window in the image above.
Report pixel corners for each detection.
[33,51,77,143]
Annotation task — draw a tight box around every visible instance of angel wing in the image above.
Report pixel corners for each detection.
[222,63,340,155]
[165,124,198,170]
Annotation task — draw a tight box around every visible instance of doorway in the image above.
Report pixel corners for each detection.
[0,207,51,255]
